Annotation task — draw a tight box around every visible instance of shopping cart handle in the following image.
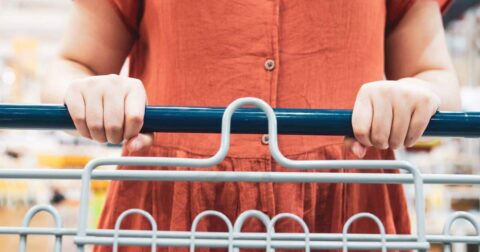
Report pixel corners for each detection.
[1,104,480,137]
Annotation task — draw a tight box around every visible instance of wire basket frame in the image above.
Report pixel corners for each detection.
[0,97,478,251]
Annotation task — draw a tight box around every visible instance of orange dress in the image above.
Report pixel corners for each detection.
[95,1,451,251]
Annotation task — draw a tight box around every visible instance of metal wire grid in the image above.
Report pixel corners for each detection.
[0,97,479,251]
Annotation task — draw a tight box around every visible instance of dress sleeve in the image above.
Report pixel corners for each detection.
[106,0,143,35]
[386,0,453,34]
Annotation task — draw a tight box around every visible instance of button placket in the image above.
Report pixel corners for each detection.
[259,0,280,148]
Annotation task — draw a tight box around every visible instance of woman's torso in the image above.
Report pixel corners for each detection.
[122,0,396,157]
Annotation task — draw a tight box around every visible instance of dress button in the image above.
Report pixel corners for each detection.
[261,134,270,145]
[264,59,275,71]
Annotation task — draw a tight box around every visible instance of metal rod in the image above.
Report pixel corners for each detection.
[0,169,479,184]
[1,104,480,137]
[73,236,430,250]
[1,227,479,244]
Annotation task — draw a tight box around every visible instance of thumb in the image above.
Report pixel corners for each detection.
[344,137,367,158]
[126,133,154,153]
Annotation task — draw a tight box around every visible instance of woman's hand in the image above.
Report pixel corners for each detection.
[347,78,441,158]
[64,74,153,152]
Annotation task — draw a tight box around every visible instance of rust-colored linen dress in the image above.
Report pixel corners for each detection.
[95,1,451,251]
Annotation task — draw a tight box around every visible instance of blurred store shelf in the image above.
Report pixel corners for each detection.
[444,0,480,25]
[0,0,71,59]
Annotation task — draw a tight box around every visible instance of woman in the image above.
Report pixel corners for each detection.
[43,0,460,251]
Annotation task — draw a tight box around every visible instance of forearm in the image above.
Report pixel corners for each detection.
[41,57,96,104]
[384,0,460,112]
[401,69,461,111]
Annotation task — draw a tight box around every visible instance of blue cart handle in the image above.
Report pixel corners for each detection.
[1,104,479,137]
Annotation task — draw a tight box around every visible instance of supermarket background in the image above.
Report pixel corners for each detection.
[1,0,480,251]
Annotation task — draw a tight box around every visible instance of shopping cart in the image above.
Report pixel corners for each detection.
[1,97,480,252]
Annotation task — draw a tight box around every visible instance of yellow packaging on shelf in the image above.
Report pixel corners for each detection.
[92,180,110,193]
[407,138,443,152]
[36,154,92,168]
[414,139,442,148]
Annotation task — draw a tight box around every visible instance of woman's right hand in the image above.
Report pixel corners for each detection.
[64,74,153,152]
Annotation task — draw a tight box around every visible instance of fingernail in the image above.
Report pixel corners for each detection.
[128,139,140,153]
[359,147,367,158]
[352,143,364,158]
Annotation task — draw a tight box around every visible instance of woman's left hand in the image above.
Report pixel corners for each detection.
[347,78,441,158]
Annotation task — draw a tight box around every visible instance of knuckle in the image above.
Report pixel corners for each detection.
[94,138,107,144]
[411,118,426,130]
[72,116,86,125]
[69,80,85,92]
[399,89,412,99]
[84,76,99,85]
[110,139,122,145]
[128,79,146,96]
[389,138,402,149]
[105,123,123,133]
[418,94,432,104]
[377,86,391,96]
[90,132,106,142]
[89,81,105,92]
[371,134,388,148]
[359,83,373,94]
[89,123,104,133]
[418,93,439,107]
[79,132,91,139]
[96,75,120,89]
[108,75,126,87]
[404,136,416,147]
[126,114,144,125]
[123,131,135,140]
[353,126,369,138]
[107,135,123,145]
